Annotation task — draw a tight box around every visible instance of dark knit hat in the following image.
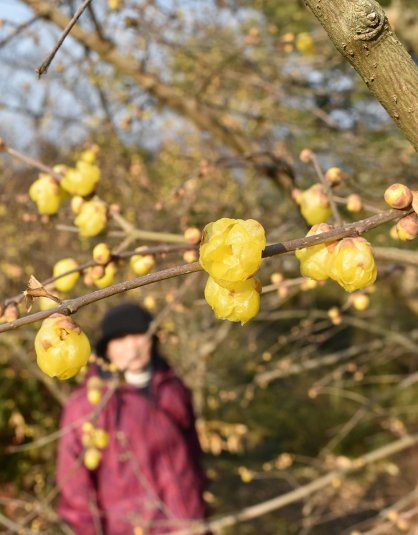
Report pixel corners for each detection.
[95,302,153,357]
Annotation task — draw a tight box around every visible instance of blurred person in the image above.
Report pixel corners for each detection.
[57,302,208,535]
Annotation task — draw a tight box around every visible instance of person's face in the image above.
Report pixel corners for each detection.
[106,333,152,372]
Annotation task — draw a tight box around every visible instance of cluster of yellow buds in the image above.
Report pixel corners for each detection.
[81,244,117,288]
[384,183,418,240]
[82,422,109,470]
[296,226,377,293]
[35,314,91,380]
[199,218,266,324]
[28,145,108,237]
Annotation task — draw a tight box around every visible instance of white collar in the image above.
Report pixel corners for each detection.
[124,367,152,388]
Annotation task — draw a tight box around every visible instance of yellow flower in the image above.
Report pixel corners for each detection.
[295,32,315,56]
[204,276,261,325]
[199,218,266,283]
[93,429,109,449]
[61,161,100,197]
[75,199,107,237]
[295,223,335,281]
[298,184,332,225]
[130,251,155,276]
[53,258,80,292]
[93,262,117,288]
[328,237,377,292]
[35,314,91,380]
[84,448,101,470]
[93,243,111,265]
[395,213,418,240]
[29,174,63,215]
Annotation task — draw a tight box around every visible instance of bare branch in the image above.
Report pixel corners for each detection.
[36,0,94,77]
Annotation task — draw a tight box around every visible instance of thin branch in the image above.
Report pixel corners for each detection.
[310,153,343,226]
[37,0,94,77]
[254,340,384,385]
[0,15,40,49]
[4,243,196,308]
[1,141,62,179]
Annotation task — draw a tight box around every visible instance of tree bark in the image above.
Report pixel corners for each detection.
[304,0,418,151]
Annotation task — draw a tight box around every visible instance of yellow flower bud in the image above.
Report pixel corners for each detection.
[71,195,85,215]
[38,296,60,311]
[84,447,101,470]
[352,293,370,311]
[295,32,315,56]
[92,243,111,265]
[75,199,107,237]
[130,251,155,276]
[270,272,284,285]
[87,388,102,405]
[82,422,94,433]
[184,227,202,244]
[395,213,418,240]
[389,224,400,240]
[325,167,344,185]
[53,258,80,292]
[79,146,99,164]
[29,174,62,215]
[328,306,342,325]
[61,161,100,197]
[144,295,157,311]
[199,218,266,283]
[93,262,117,289]
[328,237,377,292]
[94,429,109,449]
[299,184,332,225]
[204,276,261,325]
[183,250,199,263]
[299,149,313,163]
[346,194,362,213]
[35,314,91,380]
[295,223,335,281]
[384,183,412,209]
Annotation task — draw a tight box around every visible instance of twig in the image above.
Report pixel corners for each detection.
[4,243,197,308]
[254,340,384,385]
[0,263,202,334]
[36,0,94,77]
[310,153,343,226]
[0,15,40,49]
[2,143,62,179]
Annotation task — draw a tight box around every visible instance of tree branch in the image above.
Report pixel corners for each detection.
[304,0,418,150]
[0,207,409,334]
[36,0,94,77]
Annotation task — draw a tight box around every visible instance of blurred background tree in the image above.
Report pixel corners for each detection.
[0,0,417,533]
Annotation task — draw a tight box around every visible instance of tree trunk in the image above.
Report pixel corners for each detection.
[304,0,418,150]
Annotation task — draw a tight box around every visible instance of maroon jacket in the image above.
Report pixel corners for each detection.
[57,359,207,534]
